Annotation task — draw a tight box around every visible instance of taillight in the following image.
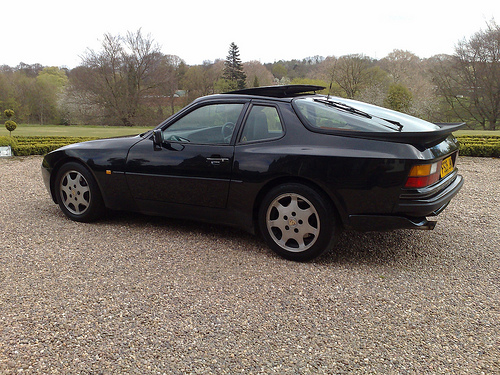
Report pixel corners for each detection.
[405,161,441,188]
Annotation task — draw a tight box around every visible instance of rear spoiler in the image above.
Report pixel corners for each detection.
[433,122,468,129]
[319,122,466,148]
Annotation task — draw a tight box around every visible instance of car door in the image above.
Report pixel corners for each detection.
[126,101,247,209]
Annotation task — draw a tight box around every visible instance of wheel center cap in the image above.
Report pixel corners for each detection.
[288,218,297,226]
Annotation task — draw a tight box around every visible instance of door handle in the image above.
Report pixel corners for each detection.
[206,157,230,165]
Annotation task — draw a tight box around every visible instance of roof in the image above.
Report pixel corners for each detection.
[227,85,326,98]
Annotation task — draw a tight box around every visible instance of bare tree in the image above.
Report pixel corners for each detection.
[243,61,274,87]
[183,60,225,101]
[328,54,375,99]
[380,50,439,120]
[431,21,500,130]
[158,55,185,116]
[379,50,421,85]
[75,29,174,126]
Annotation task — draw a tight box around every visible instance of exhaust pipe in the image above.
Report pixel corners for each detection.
[414,219,437,230]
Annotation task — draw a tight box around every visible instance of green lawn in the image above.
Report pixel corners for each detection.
[2,124,153,138]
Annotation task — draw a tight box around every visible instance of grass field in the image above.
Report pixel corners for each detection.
[2,124,499,138]
[1,124,153,138]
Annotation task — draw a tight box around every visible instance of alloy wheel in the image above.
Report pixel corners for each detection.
[266,192,320,252]
[59,170,91,215]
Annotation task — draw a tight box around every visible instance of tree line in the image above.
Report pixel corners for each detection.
[1,22,499,130]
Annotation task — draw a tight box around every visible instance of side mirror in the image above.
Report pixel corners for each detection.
[153,129,163,148]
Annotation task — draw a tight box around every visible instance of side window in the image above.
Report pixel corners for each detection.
[163,103,244,144]
[240,105,284,143]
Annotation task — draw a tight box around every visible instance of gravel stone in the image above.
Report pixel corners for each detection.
[0,156,499,374]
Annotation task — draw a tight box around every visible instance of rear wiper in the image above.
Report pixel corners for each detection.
[381,118,403,131]
[314,98,372,119]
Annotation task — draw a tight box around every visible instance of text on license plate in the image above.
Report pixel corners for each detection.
[440,156,453,178]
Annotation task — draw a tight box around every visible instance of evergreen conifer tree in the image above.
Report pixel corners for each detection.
[223,42,247,90]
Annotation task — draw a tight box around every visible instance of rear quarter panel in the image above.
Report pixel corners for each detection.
[230,102,460,228]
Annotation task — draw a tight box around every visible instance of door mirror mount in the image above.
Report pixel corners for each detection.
[153,129,163,149]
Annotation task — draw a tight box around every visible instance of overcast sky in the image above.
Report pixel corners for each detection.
[3,0,498,68]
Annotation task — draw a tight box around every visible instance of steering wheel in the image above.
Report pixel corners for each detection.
[221,122,235,143]
[168,135,190,142]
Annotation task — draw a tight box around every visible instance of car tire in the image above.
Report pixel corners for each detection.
[258,183,337,261]
[55,162,105,223]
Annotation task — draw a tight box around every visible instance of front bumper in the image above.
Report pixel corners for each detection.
[41,163,56,203]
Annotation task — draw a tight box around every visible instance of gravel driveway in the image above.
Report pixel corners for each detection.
[0,156,498,374]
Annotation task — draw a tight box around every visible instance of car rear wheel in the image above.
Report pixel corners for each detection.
[55,162,104,222]
[258,183,336,261]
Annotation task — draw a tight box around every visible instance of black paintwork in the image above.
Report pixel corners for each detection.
[42,86,463,233]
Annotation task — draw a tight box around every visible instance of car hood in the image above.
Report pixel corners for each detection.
[56,134,144,151]
[44,134,144,170]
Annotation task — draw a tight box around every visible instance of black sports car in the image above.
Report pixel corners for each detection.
[42,85,464,261]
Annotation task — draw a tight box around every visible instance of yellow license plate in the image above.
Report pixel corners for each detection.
[440,156,453,178]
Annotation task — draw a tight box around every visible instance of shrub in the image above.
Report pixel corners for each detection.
[384,84,412,113]
[0,135,18,147]
[5,120,17,135]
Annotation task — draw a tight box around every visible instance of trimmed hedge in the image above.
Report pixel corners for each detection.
[456,135,500,158]
[11,136,99,156]
[5,135,500,157]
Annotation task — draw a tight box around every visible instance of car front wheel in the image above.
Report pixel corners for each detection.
[55,162,104,222]
[258,183,337,261]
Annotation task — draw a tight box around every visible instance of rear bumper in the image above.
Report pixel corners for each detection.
[348,215,437,231]
[397,172,464,217]
[347,172,463,232]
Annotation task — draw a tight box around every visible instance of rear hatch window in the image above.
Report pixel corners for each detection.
[293,97,439,133]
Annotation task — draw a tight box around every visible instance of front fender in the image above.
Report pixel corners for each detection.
[42,135,144,210]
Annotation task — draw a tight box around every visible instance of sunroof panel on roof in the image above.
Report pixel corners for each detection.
[227,85,325,98]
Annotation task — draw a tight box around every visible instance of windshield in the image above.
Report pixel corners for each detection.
[293,97,439,133]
